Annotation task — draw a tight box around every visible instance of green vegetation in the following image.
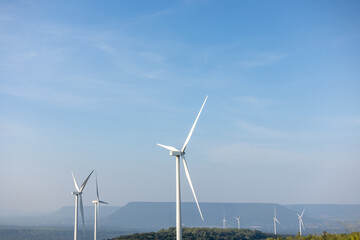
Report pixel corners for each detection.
[110,228,360,240]
[1,227,359,240]
[110,227,279,240]
[267,232,360,240]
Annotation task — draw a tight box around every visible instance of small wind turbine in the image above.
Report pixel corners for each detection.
[92,173,108,240]
[297,209,305,236]
[273,207,280,235]
[157,96,207,240]
[223,215,227,229]
[234,217,241,229]
[71,170,94,240]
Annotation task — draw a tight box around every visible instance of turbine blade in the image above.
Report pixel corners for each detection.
[96,174,99,201]
[182,156,204,221]
[71,172,80,192]
[157,143,179,152]
[181,96,208,152]
[301,209,305,217]
[80,195,85,237]
[80,170,94,192]
[99,200,108,204]
[301,219,305,230]
[297,213,300,218]
[276,219,280,224]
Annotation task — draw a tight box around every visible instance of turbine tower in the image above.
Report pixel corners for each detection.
[71,170,94,240]
[234,217,241,229]
[297,209,305,236]
[92,173,108,240]
[273,207,280,235]
[157,96,207,240]
[222,216,227,229]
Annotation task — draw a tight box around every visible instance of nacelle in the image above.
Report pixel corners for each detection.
[170,151,182,156]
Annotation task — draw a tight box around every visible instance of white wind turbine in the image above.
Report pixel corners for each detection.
[234,217,241,229]
[273,207,280,235]
[71,170,94,240]
[92,173,108,240]
[297,209,305,236]
[157,96,207,240]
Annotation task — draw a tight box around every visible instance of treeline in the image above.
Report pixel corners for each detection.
[267,232,360,240]
[110,228,360,240]
[110,227,278,240]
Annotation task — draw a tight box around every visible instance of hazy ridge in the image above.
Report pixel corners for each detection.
[1,202,359,234]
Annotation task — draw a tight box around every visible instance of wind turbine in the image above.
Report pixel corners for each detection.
[223,215,227,229]
[157,96,207,240]
[71,170,94,240]
[297,209,305,236]
[273,207,280,235]
[234,217,241,229]
[92,173,108,240]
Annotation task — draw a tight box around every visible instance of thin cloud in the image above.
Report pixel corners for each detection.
[0,79,175,112]
[135,0,204,22]
[96,44,116,55]
[0,86,101,106]
[238,52,285,69]
[139,51,165,63]
[0,21,174,108]
[234,96,273,108]
[137,7,176,21]
[236,121,287,138]
[209,142,302,165]
[94,41,169,81]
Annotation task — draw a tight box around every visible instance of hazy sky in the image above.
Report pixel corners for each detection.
[0,0,359,217]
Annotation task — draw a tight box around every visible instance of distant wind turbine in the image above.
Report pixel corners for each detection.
[71,170,94,240]
[273,207,280,235]
[234,217,241,229]
[297,210,305,236]
[157,96,208,240]
[223,215,227,229]
[92,173,108,240]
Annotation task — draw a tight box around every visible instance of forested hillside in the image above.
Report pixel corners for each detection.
[110,228,278,240]
[268,232,360,240]
[111,228,360,240]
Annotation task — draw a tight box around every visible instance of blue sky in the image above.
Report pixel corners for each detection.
[0,0,359,216]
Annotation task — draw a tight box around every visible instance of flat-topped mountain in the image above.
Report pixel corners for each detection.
[1,202,359,234]
[103,202,360,234]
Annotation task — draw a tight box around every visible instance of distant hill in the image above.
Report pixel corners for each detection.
[0,206,120,227]
[1,202,359,234]
[103,202,360,234]
[285,204,360,221]
[51,205,121,220]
